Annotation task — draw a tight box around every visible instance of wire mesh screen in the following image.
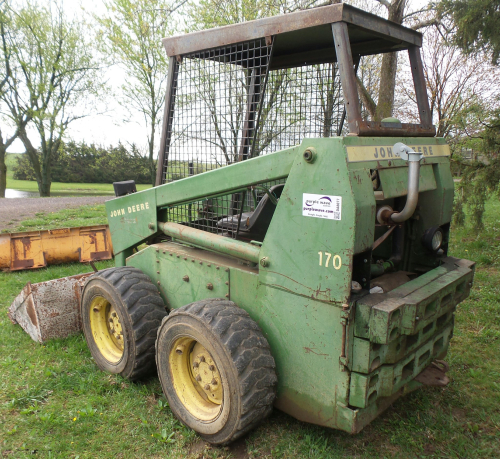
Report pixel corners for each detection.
[162,38,272,184]
[159,38,346,239]
[160,39,347,184]
[164,180,284,241]
[253,63,346,157]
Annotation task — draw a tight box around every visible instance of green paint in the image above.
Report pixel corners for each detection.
[107,136,473,434]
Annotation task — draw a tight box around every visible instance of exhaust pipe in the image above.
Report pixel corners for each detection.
[390,143,424,224]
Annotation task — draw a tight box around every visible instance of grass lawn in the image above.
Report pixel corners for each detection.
[0,200,499,458]
[5,153,151,195]
[9,205,109,233]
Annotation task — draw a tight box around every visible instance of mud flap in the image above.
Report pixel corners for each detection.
[7,273,93,343]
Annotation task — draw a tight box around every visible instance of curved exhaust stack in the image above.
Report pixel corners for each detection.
[390,143,424,224]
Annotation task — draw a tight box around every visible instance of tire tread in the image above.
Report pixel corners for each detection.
[166,300,276,444]
[84,267,167,380]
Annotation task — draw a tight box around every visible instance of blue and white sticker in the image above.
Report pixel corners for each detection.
[302,193,342,220]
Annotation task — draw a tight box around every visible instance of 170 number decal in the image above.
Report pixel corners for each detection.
[318,252,342,270]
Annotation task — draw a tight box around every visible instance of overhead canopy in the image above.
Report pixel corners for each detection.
[162,3,422,68]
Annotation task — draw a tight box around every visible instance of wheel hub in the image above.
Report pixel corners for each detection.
[89,296,124,363]
[169,337,223,421]
[191,342,222,405]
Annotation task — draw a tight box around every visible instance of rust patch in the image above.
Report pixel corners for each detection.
[21,237,32,253]
[11,258,35,269]
[304,347,329,357]
[90,250,112,261]
[88,232,97,245]
[8,273,93,343]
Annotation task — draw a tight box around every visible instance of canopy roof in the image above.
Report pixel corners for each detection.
[162,3,422,68]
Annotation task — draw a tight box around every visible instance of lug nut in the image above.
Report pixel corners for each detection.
[209,365,215,371]
[196,375,201,381]
[206,283,213,290]
[204,384,210,391]
[199,356,205,362]
[112,312,117,318]
[193,362,199,368]
[109,318,113,323]
[183,275,189,282]
[211,379,217,385]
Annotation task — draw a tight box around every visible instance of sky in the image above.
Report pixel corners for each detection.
[6,0,431,154]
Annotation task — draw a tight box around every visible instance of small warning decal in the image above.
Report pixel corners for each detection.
[302,193,342,220]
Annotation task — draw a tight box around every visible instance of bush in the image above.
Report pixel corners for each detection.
[13,141,152,184]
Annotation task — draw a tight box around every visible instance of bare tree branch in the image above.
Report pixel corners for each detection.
[374,0,391,10]
[356,76,376,119]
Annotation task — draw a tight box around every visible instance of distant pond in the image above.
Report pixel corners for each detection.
[5,188,112,198]
[5,189,39,198]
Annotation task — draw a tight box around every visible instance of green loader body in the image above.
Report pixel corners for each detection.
[105,135,474,433]
[98,3,474,441]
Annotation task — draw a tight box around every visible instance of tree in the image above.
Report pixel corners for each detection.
[435,1,500,226]
[452,106,500,228]
[1,0,104,197]
[441,0,500,65]
[356,0,440,121]
[0,0,30,198]
[98,0,184,186]
[397,26,499,138]
[188,0,282,29]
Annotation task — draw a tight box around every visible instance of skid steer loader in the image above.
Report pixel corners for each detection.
[11,3,475,446]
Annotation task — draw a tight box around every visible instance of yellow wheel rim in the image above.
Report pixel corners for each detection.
[169,337,223,421]
[89,296,124,363]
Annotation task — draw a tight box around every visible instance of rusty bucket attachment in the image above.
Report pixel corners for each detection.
[0,225,113,272]
[7,273,93,343]
[415,360,450,386]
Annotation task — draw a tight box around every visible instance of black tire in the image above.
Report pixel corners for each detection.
[81,267,167,380]
[155,299,277,445]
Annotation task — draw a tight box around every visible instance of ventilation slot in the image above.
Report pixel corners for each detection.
[402,359,415,380]
[418,350,430,366]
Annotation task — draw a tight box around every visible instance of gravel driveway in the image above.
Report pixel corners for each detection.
[0,196,111,231]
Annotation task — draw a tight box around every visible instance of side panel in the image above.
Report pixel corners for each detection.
[230,268,351,429]
[259,138,361,304]
[105,188,157,255]
[127,242,352,431]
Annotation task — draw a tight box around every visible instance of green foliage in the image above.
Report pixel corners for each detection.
[188,0,281,29]
[12,141,152,185]
[442,0,500,64]
[453,109,500,228]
